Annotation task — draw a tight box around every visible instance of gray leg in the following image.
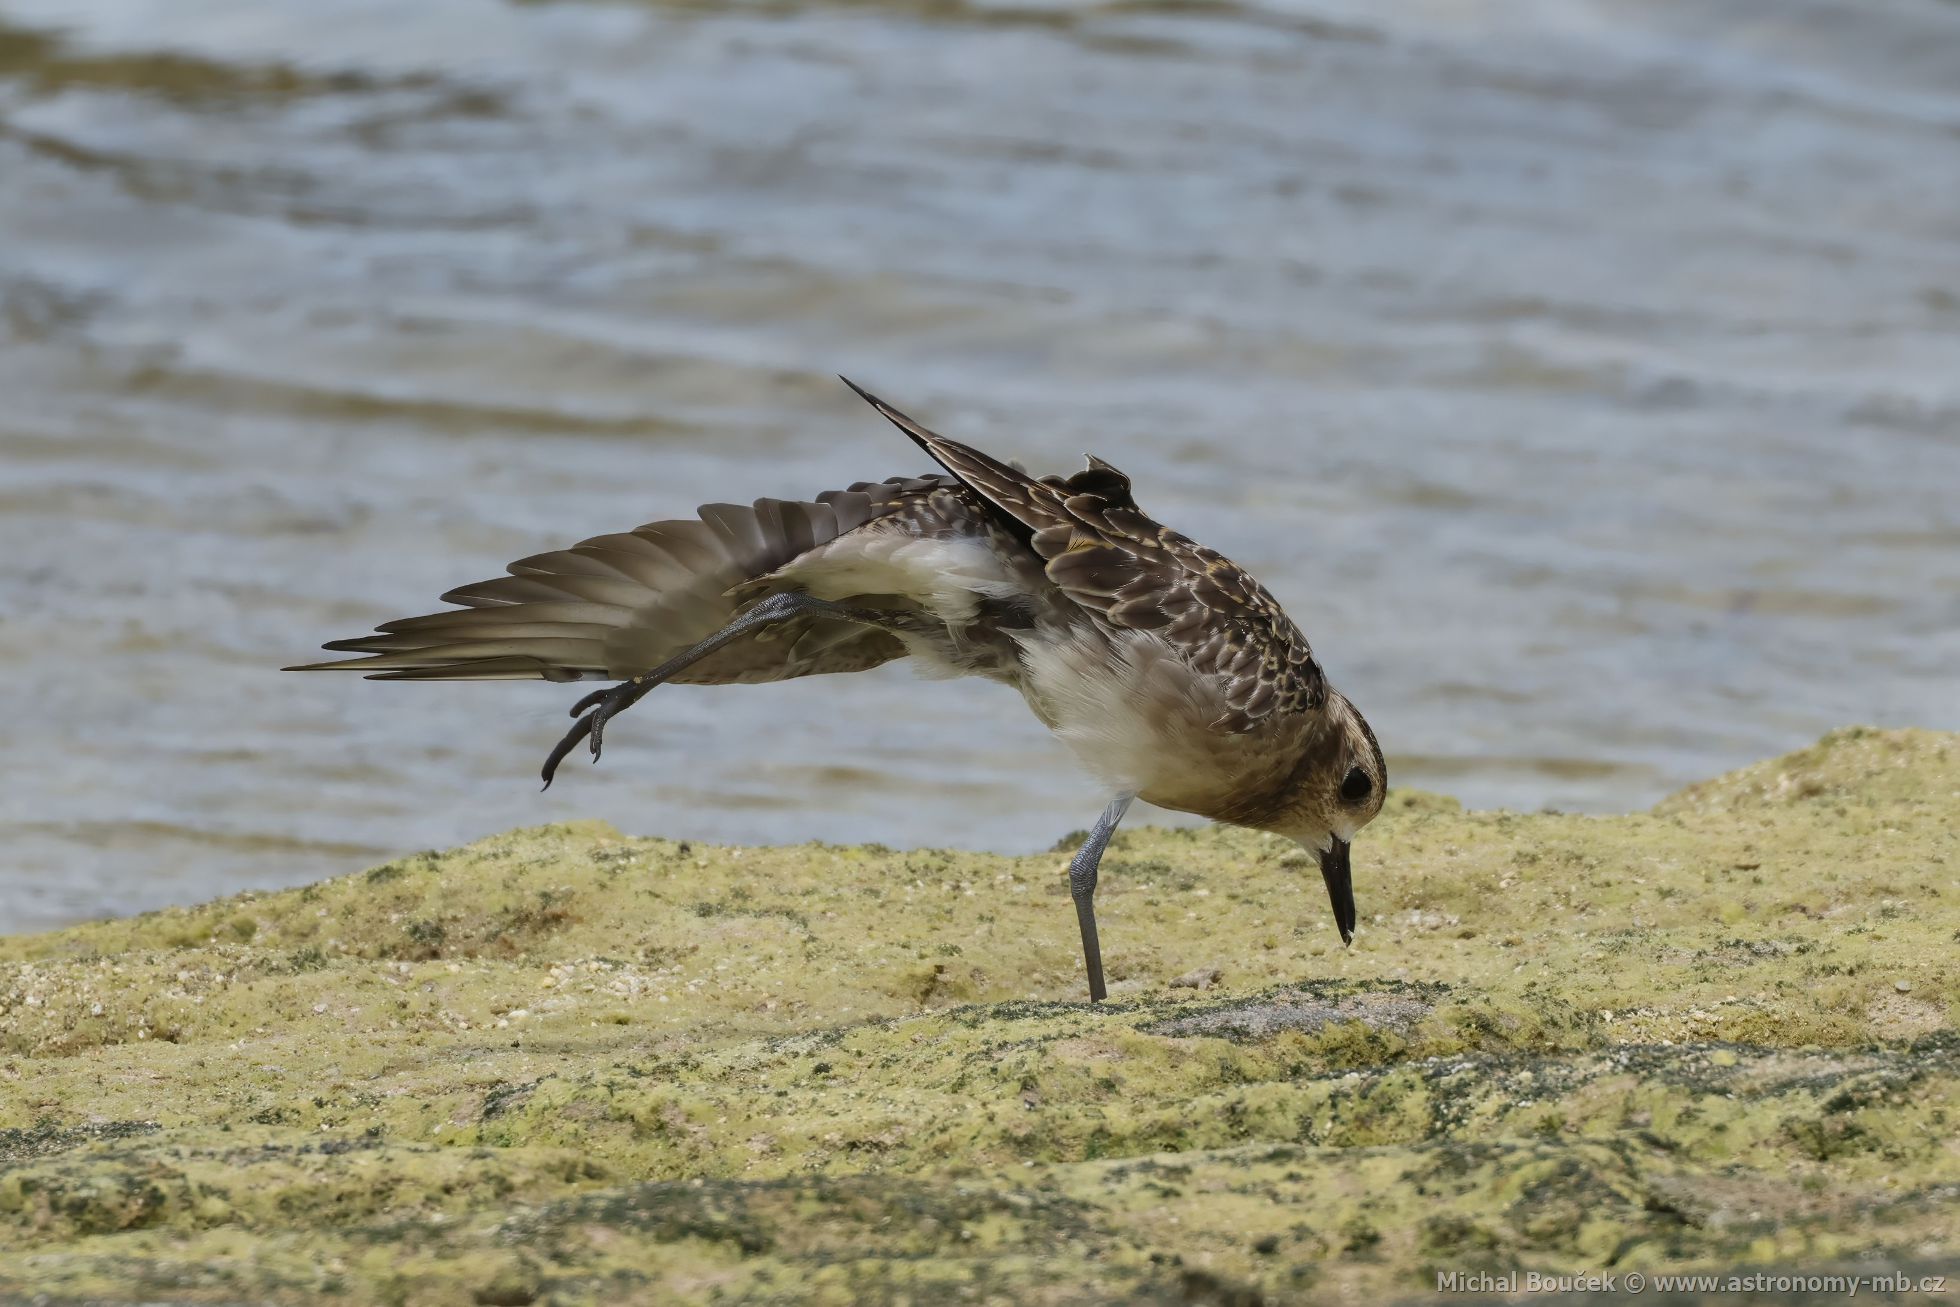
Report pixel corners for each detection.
[1070,794,1134,1003]
[541,591,902,787]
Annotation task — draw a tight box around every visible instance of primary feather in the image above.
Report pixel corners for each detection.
[286,476,955,684]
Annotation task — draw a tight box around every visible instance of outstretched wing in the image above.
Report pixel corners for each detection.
[841,379,1325,731]
[285,477,951,684]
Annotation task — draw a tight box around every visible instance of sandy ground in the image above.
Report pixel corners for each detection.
[3,727,1956,1304]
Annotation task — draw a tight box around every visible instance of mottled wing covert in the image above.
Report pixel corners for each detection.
[842,379,1325,731]
[1038,483,1327,731]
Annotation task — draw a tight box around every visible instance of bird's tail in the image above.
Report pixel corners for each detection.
[285,478,944,683]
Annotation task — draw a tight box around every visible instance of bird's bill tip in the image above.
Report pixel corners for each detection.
[1319,836,1356,945]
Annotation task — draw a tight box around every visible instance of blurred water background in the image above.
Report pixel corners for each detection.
[2,0,1957,933]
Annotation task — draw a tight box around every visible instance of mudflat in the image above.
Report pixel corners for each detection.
[3,728,1955,1303]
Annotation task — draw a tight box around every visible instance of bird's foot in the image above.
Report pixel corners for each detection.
[540,676,653,789]
[536,591,905,790]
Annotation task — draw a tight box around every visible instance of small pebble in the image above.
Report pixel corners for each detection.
[1894,980,1912,993]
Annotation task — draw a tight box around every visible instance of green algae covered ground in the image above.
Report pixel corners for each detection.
[2,727,1957,1304]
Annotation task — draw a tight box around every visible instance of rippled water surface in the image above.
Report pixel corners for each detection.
[3,0,1957,933]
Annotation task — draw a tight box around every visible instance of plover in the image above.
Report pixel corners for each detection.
[289,380,1387,1000]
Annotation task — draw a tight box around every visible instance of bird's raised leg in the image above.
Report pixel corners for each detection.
[541,591,904,788]
[1069,794,1134,1003]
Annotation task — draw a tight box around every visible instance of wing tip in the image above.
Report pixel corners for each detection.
[279,657,416,676]
[836,374,888,413]
[838,375,939,456]
[283,656,379,672]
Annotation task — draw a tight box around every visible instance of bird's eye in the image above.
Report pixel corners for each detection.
[1339,766,1372,805]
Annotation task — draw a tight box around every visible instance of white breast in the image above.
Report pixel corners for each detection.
[1013,627,1247,803]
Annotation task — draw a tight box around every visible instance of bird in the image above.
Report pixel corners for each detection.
[287,379,1387,1001]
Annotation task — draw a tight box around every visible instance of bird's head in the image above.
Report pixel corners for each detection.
[1277,692,1385,945]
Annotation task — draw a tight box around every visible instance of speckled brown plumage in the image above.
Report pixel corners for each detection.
[847,383,1328,733]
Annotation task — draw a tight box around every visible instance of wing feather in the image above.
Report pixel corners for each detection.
[288,476,954,683]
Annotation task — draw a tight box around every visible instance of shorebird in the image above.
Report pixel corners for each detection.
[288,380,1387,1000]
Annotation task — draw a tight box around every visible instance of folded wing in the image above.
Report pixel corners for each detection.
[841,379,1325,731]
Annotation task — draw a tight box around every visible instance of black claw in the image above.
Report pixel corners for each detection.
[541,711,597,790]
[541,677,653,789]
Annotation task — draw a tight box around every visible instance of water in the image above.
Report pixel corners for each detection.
[3,0,1957,935]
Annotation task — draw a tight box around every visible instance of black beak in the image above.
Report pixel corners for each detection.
[1320,837,1356,945]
